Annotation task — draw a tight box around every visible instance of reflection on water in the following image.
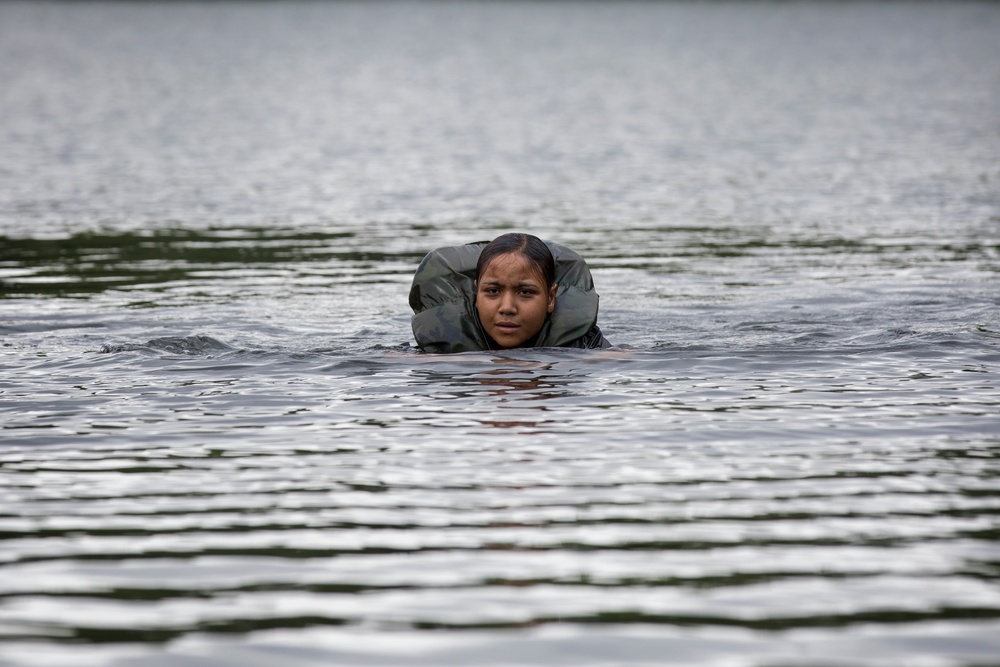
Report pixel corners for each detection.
[3,226,997,301]
[3,344,997,660]
[1,0,999,665]
[0,228,423,298]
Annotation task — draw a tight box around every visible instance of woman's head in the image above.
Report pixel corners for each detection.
[474,233,558,349]
[476,233,556,290]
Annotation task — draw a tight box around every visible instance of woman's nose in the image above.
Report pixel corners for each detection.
[499,293,516,313]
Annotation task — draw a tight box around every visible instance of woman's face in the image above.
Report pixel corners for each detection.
[475,251,557,349]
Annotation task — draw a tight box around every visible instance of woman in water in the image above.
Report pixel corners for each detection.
[409,233,611,353]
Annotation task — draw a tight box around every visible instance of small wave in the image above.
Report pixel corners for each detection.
[99,335,233,355]
[366,342,417,353]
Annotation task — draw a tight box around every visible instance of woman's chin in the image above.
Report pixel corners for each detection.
[490,329,528,348]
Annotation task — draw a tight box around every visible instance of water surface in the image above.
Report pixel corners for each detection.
[1,1,999,665]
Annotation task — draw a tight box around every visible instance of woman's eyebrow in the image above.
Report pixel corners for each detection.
[480,279,540,288]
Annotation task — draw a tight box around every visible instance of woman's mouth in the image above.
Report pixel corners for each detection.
[495,322,519,333]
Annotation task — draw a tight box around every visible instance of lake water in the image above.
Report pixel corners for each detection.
[1,1,999,665]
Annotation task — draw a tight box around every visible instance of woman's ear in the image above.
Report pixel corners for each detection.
[547,283,558,313]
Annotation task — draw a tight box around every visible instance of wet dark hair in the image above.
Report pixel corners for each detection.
[476,233,556,289]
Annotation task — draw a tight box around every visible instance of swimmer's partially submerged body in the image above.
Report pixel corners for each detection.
[409,233,611,353]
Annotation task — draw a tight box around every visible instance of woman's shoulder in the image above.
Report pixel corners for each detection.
[560,324,612,349]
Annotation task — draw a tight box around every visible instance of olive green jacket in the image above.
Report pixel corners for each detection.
[409,241,609,353]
